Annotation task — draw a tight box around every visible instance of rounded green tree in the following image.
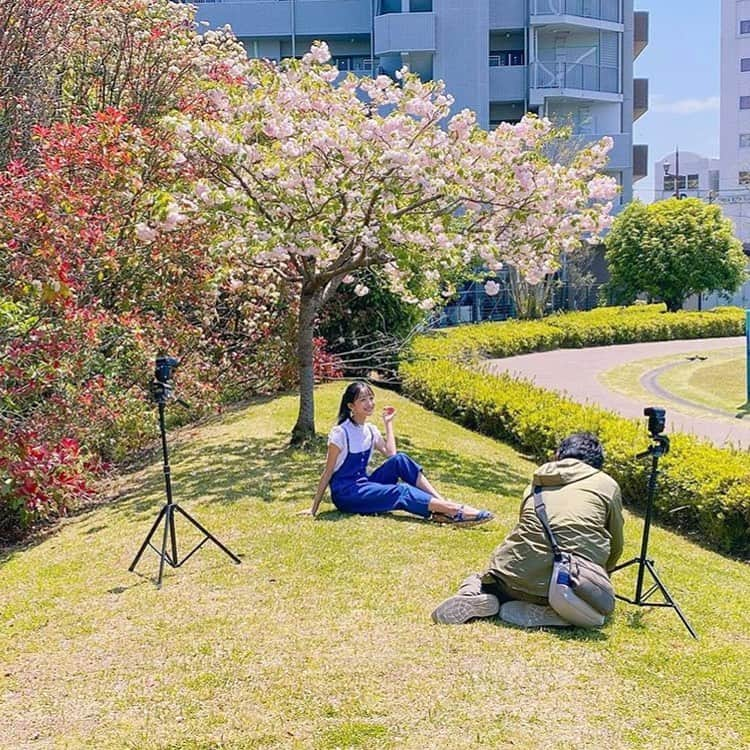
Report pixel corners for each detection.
[605,198,746,312]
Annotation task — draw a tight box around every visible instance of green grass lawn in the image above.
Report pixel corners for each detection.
[1,383,748,749]
[600,346,748,416]
[656,350,748,412]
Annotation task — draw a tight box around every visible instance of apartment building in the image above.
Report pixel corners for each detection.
[195,0,650,205]
[720,0,750,248]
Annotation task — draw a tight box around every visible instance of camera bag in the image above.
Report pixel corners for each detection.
[533,486,615,627]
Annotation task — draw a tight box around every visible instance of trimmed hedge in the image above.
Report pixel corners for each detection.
[401,304,750,558]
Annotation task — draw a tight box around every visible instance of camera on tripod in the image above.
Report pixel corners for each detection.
[131,353,240,586]
[155,355,179,384]
[644,406,666,436]
[611,403,696,637]
[151,355,179,404]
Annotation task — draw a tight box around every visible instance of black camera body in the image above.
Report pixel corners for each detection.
[155,355,179,384]
[644,406,666,436]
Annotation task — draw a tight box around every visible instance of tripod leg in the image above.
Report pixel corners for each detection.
[156,505,173,588]
[643,560,698,639]
[174,504,241,564]
[168,500,178,566]
[129,505,168,572]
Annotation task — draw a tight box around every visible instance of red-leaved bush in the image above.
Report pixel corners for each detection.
[0,1,342,542]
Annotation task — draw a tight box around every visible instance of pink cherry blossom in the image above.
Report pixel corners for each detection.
[484,280,501,296]
[135,223,157,242]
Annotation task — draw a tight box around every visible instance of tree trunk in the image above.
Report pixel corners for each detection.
[291,289,321,446]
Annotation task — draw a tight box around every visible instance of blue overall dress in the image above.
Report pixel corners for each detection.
[328,420,433,517]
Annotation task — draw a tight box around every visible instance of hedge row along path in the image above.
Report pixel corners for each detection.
[483,336,749,448]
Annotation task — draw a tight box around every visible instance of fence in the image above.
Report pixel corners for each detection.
[432,282,605,328]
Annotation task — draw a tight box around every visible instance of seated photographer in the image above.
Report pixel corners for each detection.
[303,381,493,526]
[431,432,624,627]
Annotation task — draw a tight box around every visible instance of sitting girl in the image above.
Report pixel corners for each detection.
[304,381,493,526]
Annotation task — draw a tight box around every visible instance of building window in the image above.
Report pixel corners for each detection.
[741,96,750,109]
[740,172,750,185]
[687,174,699,189]
[741,20,750,34]
[743,59,750,72]
[663,176,687,192]
[741,134,750,147]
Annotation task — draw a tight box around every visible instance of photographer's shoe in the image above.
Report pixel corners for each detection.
[499,601,571,629]
[431,593,500,624]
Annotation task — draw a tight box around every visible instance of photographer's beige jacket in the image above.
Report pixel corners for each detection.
[486,458,624,602]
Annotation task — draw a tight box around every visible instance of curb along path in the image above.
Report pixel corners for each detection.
[483,337,750,449]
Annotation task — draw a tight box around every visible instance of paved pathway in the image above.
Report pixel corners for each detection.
[483,337,750,448]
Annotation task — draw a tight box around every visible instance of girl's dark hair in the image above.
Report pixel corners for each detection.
[337,381,374,424]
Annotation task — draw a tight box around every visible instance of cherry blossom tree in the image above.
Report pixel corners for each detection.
[145,42,618,443]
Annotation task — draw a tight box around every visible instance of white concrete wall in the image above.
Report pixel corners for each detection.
[432,0,490,128]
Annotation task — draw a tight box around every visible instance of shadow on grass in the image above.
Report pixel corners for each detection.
[110,430,529,521]
[0,429,531,568]
[487,618,609,641]
[107,434,320,520]
[0,426,528,566]
[314,510,427,525]
[395,436,529,500]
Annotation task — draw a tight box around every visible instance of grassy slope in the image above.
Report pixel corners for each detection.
[0,383,748,750]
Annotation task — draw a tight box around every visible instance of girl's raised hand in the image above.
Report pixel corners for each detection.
[382,406,396,424]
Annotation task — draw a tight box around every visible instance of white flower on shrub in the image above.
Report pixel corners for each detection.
[354,284,369,297]
[342,274,355,284]
[484,280,500,297]
[418,299,435,311]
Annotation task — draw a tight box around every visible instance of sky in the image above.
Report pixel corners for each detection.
[632,1,720,202]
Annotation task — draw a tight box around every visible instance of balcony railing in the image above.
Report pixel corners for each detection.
[334,56,381,73]
[532,61,619,94]
[530,0,621,24]
[489,51,525,67]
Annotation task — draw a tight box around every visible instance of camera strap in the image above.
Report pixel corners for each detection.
[532,486,564,562]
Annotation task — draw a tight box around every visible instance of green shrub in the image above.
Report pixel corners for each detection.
[401,304,750,557]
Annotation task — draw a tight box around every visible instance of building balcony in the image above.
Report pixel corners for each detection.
[195,0,372,38]
[374,11,436,55]
[634,11,649,59]
[633,143,648,182]
[489,64,526,102]
[489,0,526,29]
[529,61,621,104]
[633,77,648,121]
[530,0,622,31]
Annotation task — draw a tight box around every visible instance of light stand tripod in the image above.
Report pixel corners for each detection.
[129,358,241,587]
[611,408,697,638]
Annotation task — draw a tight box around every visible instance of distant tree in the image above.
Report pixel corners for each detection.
[605,198,746,312]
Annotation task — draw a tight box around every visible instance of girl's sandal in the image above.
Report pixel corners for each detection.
[431,506,494,528]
